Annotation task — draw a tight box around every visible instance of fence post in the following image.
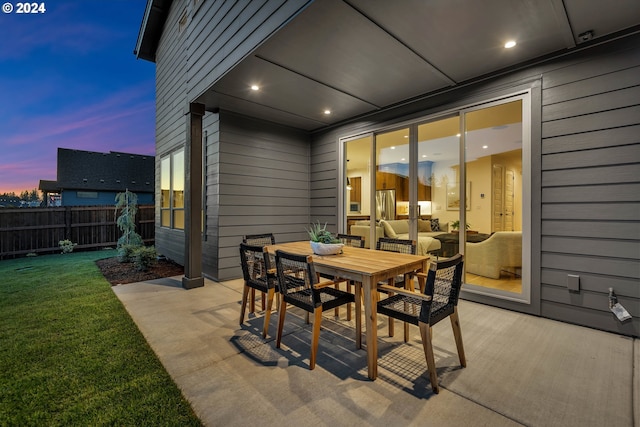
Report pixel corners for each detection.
[65,206,72,241]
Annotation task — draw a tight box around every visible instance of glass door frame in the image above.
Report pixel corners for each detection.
[340,89,532,305]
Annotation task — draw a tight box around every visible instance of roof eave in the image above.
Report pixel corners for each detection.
[134,0,173,62]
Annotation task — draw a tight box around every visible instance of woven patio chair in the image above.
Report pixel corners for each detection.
[243,233,276,311]
[243,233,276,247]
[239,243,279,338]
[337,233,365,248]
[377,254,465,393]
[334,234,364,320]
[274,249,361,370]
[376,237,418,336]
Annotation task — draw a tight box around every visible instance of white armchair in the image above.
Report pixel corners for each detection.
[465,231,522,279]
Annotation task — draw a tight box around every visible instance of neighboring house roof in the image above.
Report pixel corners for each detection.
[38,179,60,193]
[39,148,155,193]
[134,0,172,62]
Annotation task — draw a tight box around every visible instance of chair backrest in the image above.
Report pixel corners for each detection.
[243,233,276,247]
[274,250,320,309]
[337,233,365,248]
[420,254,464,326]
[376,237,416,254]
[239,243,276,290]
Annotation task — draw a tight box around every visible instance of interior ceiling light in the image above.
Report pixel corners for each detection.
[504,40,516,49]
[482,145,488,149]
[324,109,331,115]
[421,154,427,158]
[250,85,259,91]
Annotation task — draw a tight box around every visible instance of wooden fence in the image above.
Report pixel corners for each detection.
[0,205,155,259]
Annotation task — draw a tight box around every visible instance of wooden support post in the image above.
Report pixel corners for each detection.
[182,102,205,289]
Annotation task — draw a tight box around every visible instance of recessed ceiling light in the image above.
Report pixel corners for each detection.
[324,109,331,115]
[401,158,406,161]
[390,146,396,150]
[504,40,516,49]
[404,135,408,138]
[456,133,461,137]
[421,154,427,158]
[250,85,259,91]
[482,145,488,149]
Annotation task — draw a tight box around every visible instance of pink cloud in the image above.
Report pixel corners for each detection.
[5,84,154,147]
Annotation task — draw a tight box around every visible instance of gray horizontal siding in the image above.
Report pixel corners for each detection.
[539,39,640,336]
[215,112,310,280]
[543,125,640,154]
[154,0,191,265]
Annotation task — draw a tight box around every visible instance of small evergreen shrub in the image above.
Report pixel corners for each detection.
[115,190,143,249]
[117,244,137,263]
[59,240,77,254]
[133,246,158,272]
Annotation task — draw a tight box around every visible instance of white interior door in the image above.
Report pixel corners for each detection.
[492,164,504,232]
[504,169,515,231]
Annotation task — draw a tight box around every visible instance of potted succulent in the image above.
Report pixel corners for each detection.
[306,221,344,255]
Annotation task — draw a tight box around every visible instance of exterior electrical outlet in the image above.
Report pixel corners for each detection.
[567,274,580,292]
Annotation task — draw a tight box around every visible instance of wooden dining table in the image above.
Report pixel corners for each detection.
[265,240,429,380]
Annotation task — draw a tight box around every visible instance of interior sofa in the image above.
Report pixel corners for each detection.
[465,231,522,279]
[350,218,447,254]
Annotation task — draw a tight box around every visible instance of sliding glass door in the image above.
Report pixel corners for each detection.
[343,93,529,303]
[462,99,526,300]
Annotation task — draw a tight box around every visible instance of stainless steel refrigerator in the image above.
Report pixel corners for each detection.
[375,189,396,221]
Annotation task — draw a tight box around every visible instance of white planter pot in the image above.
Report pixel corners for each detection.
[310,241,344,255]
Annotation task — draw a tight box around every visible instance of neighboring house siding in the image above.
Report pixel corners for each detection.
[539,41,640,337]
[310,35,639,336]
[61,191,154,207]
[215,111,310,280]
[185,0,313,102]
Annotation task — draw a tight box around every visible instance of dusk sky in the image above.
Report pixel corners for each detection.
[0,1,155,195]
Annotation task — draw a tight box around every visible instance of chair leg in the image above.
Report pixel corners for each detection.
[419,321,439,394]
[450,308,467,367]
[346,281,352,321]
[386,278,395,337]
[276,301,288,349]
[261,291,266,311]
[240,285,250,325]
[354,286,362,349]
[334,281,341,317]
[309,307,323,370]
[262,288,276,338]
[250,288,256,313]
[387,291,395,337]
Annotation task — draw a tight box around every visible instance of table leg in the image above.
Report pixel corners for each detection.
[362,277,377,380]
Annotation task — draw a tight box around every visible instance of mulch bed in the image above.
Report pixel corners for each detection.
[96,256,184,286]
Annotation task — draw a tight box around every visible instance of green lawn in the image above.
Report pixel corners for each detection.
[0,251,202,426]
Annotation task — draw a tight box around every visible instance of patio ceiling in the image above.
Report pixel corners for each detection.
[198,0,640,132]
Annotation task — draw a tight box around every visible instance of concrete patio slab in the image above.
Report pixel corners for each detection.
[112,276,637,427]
